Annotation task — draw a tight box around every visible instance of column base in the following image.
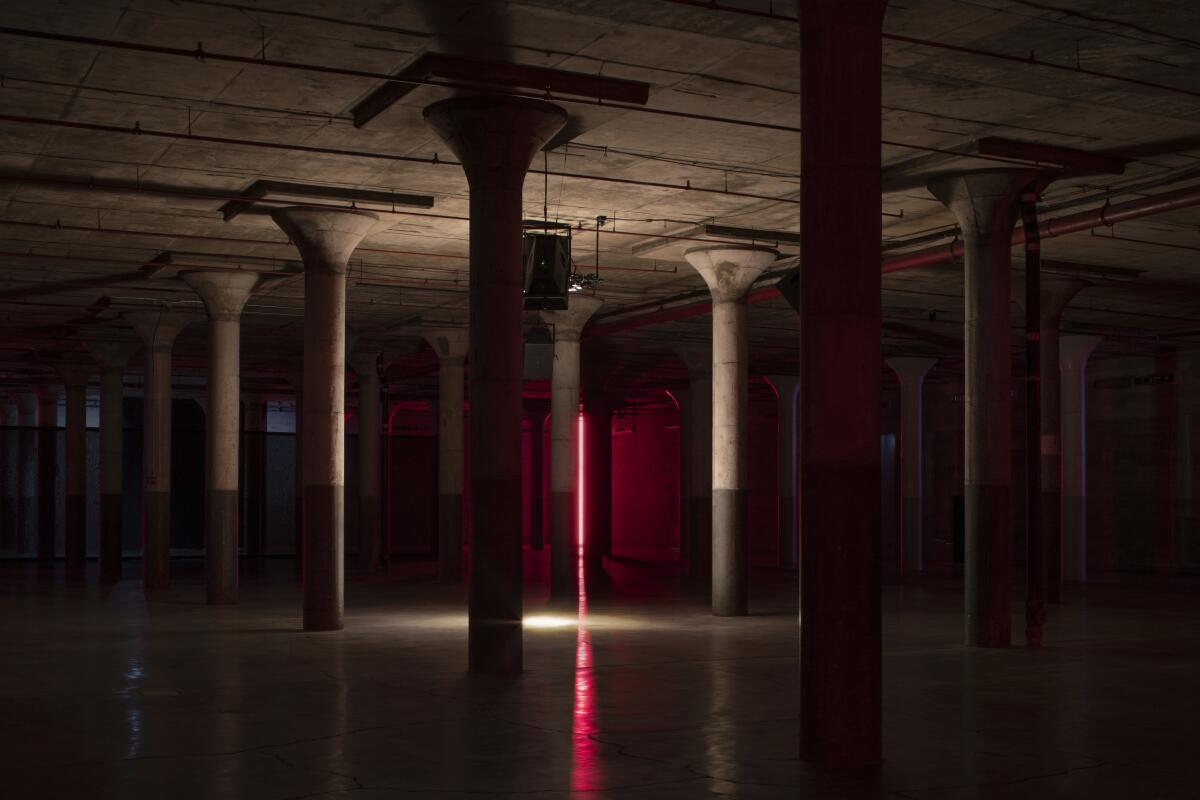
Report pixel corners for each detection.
[549,490,575,602]
[99,493,123,583]
[64,493,86,571]
[437,493,463,582]
[358,496,383,575]
[468,620,523,674]
[294,497,305,577]
[1042,490,1063,603]
[779,496,798,570]
[901,498,922,577]
[143,490,171,591]
[712,488,748,617]
[302,484,344,631]
[469,475,523,671]
[688,496,712,591]
[1062,494,1087,585]
[965,482,1012,648]
[205,488,240,605]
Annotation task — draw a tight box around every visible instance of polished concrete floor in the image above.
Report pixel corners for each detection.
[1,553,1197,799]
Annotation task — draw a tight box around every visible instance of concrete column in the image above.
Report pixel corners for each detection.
[0,397,12,554]
[676,345,713,591]
[272,208,377,631]
[55,364,92,571]
[14,392,35,555]
[1060,334,1101,584]
[685,246,777,617]
[124,309,201,592]
[287,369,304,574]
[541,296,604,602]
[424,94,566,673]
[423,329,470,581]
[524,399,549,551]
[885,358,936,576]
[1037,279,1087,602]
[764,375,800,570]
[673,387,690,563]
[582,373,614,568]
[87,340,137,582]
[241,393,267,558]
[183,270,259,605]
[929,168,1036,648]
[798,0,887,770]
[349,349,384,575]
[32,384,59,561]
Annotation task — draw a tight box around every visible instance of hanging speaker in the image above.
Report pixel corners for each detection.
[523,233,571,311]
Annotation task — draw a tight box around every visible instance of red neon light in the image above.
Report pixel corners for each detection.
[577,411,585,557]
[572,409,597,790]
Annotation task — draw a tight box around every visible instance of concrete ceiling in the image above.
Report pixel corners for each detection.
[0,0,1198,404]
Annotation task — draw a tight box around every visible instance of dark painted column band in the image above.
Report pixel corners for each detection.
[360,495,383,575]
[712,488,748,616]
[302,484,344,631]
[36,418,55,561]
[468,476,524,673]
[528,417,545,550]
[437,493,462,581]
[689,498,712,591]
[100,492,123,583]
[205,488,240,605]
[64,494,85,569]
[143,490,171,590]
[964,483,1012,647]
[549,490,575,602]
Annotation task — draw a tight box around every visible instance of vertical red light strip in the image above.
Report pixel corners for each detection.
[571,409,599,791]
[577,410,586,558]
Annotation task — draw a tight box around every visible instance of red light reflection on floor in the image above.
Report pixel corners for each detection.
[571,411,601,792]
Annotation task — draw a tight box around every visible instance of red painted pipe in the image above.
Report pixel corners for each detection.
[592,184,1200,336]
[882,183,1200,274]
[587,285,779,339]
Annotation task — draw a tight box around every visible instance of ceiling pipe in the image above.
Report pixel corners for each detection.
[591,183,1200,337]
[0,218,678,276]
[0,176,767,249]
[882,183,1200,273]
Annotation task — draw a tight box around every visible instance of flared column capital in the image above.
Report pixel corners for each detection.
[1060,334,1103,372]
[423,328,470,364]
[54,362,93,387]
[181,270,259,321]
[423,95,567,180]
[684,245,779,302]
[540,295,604,343]
[675,343,711,377]
[348,349,382,379]
[270,207,379,269]
[1011,274,1089,319]
[123,308,203,352]
[86,336,139,369]
[885,357,937,387]
[29,383,59,406]
[1041,276,1089,323]
[927,168,1041,239]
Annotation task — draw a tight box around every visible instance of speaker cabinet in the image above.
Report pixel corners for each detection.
[523,233,571,311]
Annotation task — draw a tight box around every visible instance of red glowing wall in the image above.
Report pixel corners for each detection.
[611,410,680,558]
